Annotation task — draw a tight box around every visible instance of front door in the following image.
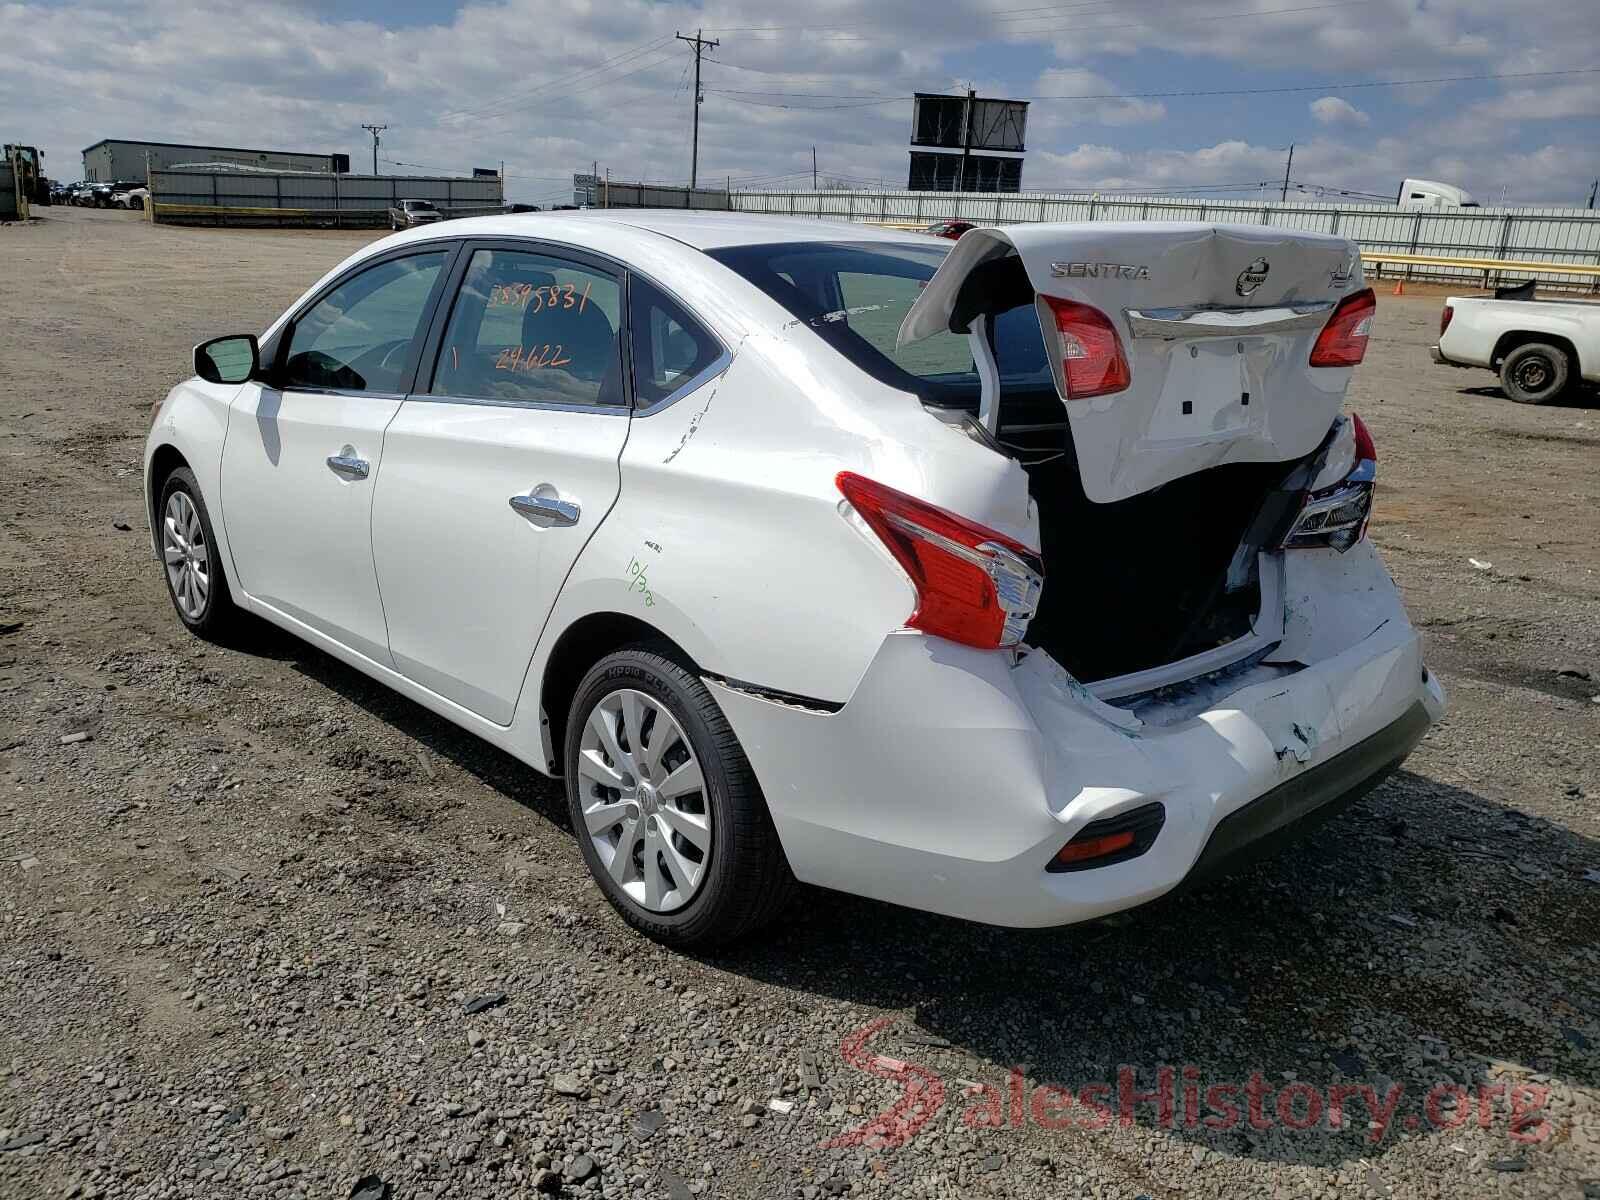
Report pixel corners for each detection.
[371,244,633,724]
[220,248,453,664]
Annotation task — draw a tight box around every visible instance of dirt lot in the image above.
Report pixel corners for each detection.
[1,207,1597,1200]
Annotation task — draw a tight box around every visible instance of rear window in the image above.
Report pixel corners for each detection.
[706,240,1051,407]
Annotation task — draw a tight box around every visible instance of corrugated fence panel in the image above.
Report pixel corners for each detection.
[149,171,506,223]
[732,189,1600,289]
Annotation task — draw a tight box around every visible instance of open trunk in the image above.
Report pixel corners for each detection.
[901,222,1369,692]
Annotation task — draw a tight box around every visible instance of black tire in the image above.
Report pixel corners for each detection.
[156,467,242,641]
[564,644,796,947]
[1500,342,1570,404]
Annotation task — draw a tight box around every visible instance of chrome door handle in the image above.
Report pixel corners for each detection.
[509,491,580,527]
[326,454,370,480]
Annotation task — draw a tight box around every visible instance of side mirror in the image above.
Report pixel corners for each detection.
[194,334,260,384]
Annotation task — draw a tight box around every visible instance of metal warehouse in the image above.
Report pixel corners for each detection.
[81,139,350,184]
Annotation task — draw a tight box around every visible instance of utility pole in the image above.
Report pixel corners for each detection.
[959,87,977,192]
[1587,178,1598,209]
[1279,143,1294,202]
[361,124,387,175]
[812,146,817,190]
[676,29,719,190]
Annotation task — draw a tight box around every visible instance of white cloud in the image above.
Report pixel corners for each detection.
[0,0,1594,206]
[1310,96,1370,127]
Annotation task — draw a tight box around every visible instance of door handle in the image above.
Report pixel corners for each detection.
[326,454,370,480]
[509,490,580,527]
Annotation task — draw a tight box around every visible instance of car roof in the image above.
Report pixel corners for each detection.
[427,209,933,252]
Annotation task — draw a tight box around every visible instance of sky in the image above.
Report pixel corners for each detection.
[4,0,1598,208]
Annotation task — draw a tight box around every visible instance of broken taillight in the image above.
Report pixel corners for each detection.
[1309,287,1376,367]
[1041,297,1131,399]
[1283,413,1376,553]
[836,472,1043,650]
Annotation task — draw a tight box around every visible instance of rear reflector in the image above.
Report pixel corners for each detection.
[836,472,1043,650]
[1042,296,1131,398]
[1310,287,1376,367]
[1048,802,1166,873]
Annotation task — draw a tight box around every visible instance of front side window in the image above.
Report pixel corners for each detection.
[281,251,448,392]
[628,276,722,407]
[431,248,624,407]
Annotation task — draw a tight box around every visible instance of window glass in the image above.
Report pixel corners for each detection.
[629,277,722,406]
[282,252,447,392]
[707,241,1052,409]
[432,249,625,407]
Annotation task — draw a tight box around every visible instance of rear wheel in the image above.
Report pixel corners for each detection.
[564,645,795,947]
[1500,342,1570,404]
[158,467,241,640]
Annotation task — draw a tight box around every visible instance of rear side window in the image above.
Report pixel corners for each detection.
[629,276,722,406]
[707,240,1050,407]
[282,251,448,392]
[430,248,625,407]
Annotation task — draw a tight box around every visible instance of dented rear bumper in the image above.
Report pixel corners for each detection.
[707,541,1444,928]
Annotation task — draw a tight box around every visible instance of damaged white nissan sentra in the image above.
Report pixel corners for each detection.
[144,212,1445,946]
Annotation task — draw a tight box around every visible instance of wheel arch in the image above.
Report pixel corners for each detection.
[538,610,701,775]
[146,442,192,534]
[1491,329,1580,376]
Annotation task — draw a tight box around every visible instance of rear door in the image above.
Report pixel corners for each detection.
[901,223,1364,503]
[369,241,632,725]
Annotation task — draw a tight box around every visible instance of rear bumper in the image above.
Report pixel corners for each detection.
[709,542,1444,928]
[1429,344,1471,368]
[1178,697,1430,889]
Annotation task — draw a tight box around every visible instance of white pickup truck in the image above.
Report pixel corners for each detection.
[1431,288,1599,404]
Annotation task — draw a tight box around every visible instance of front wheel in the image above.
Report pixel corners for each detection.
[564,645,796,947]
[1500,342,1570,404]
[158,467,241,640]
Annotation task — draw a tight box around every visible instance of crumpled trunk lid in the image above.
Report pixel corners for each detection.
[899,222,1365,503]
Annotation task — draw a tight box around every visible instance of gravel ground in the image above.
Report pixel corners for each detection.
[1,207,1597,1200]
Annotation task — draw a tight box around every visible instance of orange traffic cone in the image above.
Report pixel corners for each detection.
[1392,280,1405,296]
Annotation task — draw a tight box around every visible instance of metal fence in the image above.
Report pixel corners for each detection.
[148,170,505,227]
[731,189,1600,290]
[581,180,732,210]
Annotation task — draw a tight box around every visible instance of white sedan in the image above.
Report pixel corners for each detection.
[144,212,1444,946]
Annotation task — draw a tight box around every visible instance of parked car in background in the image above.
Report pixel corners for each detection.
[114,186,149,211]
[144,213,1442,946]
[1432,286,1598,403]
[925,219,976,240]
[390,198,444,230]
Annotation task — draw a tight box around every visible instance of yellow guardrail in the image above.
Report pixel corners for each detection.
[1358,250,1600,278]
[151,201,390,226]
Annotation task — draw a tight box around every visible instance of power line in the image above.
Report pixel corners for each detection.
[707,66,1600,110]
[434,34,675,124]
[702,0,1374,40]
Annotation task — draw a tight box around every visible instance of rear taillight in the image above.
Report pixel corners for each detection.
[1283,412,1376,553]
[1041,297,1130,399]
[1440,304,1454,337]
[836,472,1043,650]
[1310,287,1375,367]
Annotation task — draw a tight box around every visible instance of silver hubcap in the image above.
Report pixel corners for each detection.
[577,688,711,913]
[161,491,210,621]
